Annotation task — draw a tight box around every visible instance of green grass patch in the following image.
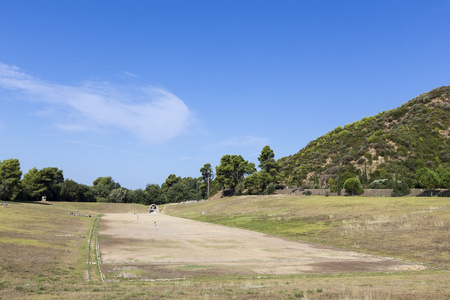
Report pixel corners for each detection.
[166,195,450,269]
[171,264,215,270]
[0,237,45,246]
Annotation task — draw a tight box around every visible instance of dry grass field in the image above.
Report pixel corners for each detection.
[167,195,450,269]
[98,213,422,281]
[0,196,449,299]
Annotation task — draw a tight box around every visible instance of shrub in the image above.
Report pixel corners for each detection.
[441,151,450,163]
[343,178,364,195]
[369,179,394,189]
[370,168,392,181]
[441,168,450,188]
[364,152,373,164]
[357,147,366,156]
[356,157,366,164]
[368,129,383,143]
[391,182,410,196]
[341,154,353,164]
[391,107,408,119]
[264,183,276,195]
[235,182,244,196]
[342,172,357,182]
[415,168,440,196]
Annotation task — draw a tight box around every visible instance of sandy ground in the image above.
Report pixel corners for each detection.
[98,213,425,278]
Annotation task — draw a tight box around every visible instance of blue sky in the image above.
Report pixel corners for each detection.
[1,0,449,189]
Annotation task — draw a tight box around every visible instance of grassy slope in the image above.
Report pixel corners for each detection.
[0,201,147,299]
[1,200,449,299]
[165,195,450,269]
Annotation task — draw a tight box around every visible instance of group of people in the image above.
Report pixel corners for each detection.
[69,211,92,218]
[1,202,7,207]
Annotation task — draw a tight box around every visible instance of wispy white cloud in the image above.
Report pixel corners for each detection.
[0,63,193,144]
[121,71,137,78]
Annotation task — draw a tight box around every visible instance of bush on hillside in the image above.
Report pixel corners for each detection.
[441,168,450,188]
[343,178,364,196]
[264,183,277,195]
[368,179,394,189]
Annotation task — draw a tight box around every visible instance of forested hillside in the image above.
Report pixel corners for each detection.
[279,86,450,190]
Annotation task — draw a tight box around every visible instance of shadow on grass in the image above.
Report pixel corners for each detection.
[10,201,54,206]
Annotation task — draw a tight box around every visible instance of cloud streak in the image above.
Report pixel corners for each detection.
[0,63,193,144]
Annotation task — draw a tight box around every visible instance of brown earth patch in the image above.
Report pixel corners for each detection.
[98,213,424,280]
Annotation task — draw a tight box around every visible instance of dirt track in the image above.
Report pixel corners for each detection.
[98,213,425,278]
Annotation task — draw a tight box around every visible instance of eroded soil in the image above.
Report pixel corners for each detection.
[98,213,425,280]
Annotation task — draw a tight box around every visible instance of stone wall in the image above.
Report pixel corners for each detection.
[278,187,450,197]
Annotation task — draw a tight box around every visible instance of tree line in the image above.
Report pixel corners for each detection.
[2,144,450,203]
[0,159,204,204]
[0,145,279,203]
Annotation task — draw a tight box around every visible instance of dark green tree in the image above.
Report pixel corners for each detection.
[166,182,189,203]
[93,176,120,189]
[200,163,214,198]
[336,165,343,195]
[39,167,64,201]
[145,184,164,205]
[416,168,440,196]
[343,178,364,196]
[92,176,119,201]
[60,179,95,202]
[257,145,282,193]
[0,158,22,201]
[313,173,319,189]
[258,146,280,174]
[358,164,369,187]
[164,174,181,188]
[288,169,304,188]
[244,173,261,195]
[392,166,410,197]
[215,154,256,194]
[128,189,147,204]
[328,178,335,189]
[441,167,450,188]
[78,184,95,202]
[60,179,80,202]
[160,174,181,202]
[108,188,129,203]
[180,176,201,200]
[22,167,46,201]
[208,179,221,198]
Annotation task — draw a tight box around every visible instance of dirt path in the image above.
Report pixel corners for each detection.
[98,213,424,278]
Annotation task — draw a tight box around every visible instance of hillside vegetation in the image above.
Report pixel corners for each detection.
[279,86,450,189]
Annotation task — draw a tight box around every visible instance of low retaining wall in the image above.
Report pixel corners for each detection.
[278,188,450,197]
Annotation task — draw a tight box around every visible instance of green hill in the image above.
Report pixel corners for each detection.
[279,86,450,189]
